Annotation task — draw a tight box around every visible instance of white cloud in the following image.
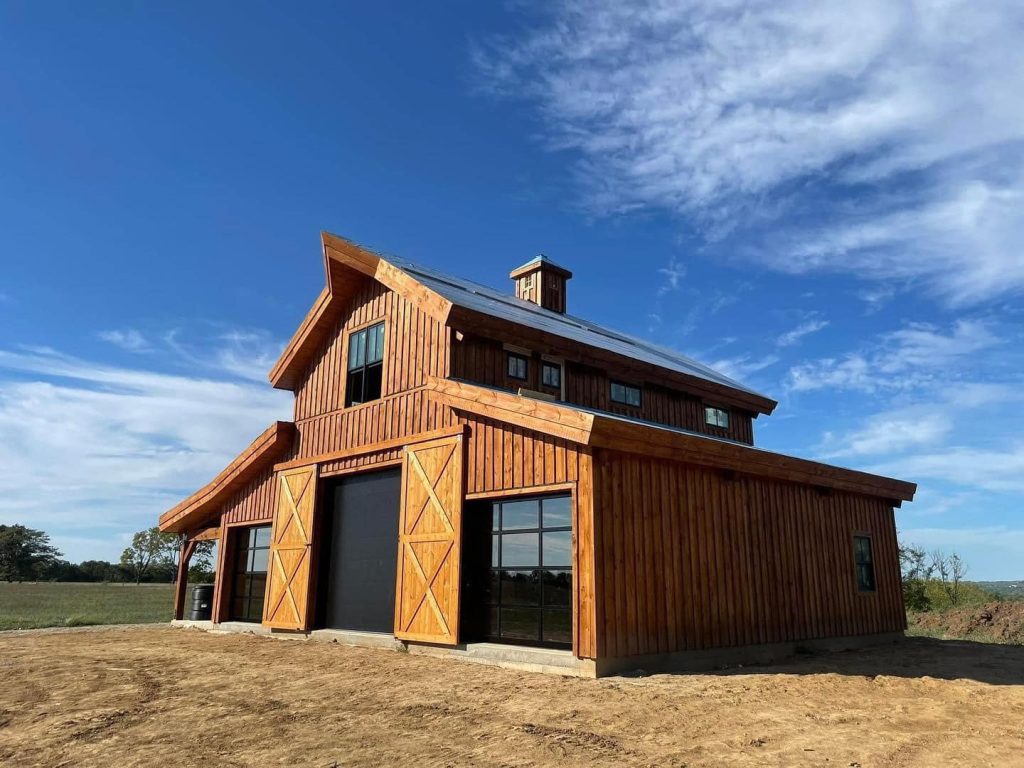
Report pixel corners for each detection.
[656,257,686,295]
[776,317,829,347]
[706,353,780,382]
[870,444,1024,493]
[821,408,952,458]
[785,319,1003,392]
[0,347,291,563]
[99,329,149,352]
[479,0,1024,305]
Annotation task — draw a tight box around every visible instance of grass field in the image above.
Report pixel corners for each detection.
[0,582,175,630]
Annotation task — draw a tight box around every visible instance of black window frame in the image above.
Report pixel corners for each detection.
[704,405,730,429]
[541,361,562,390]
[507,351,529,381]
[231,525,272,622]
[487,494,573,648]
[610,380,642,407]
[854,534,876,592]
[345,321,385,407]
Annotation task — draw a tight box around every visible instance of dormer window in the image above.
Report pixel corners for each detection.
[610,381,641,407]
[542,361,561,389]
[704,406,730,428]
[345,322,385,407]
[507,352,529,381]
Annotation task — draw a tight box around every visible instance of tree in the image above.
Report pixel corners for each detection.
[158,532,214,584]
[120,527,168,584]
[899,540,933,612]
[0,525,62,581]
[931,549,969,608]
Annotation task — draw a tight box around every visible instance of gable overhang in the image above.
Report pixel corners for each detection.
[268,232,454,390]
[426,377,915,505]
[158,421,296,534]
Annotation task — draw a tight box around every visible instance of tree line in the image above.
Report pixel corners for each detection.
[0,524,214,584]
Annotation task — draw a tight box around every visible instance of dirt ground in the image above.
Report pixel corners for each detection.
[2,626,1023,767]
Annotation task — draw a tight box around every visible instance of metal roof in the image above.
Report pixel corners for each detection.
[385,254,772,403]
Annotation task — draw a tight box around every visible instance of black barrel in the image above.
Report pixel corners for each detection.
[188,584,215,621]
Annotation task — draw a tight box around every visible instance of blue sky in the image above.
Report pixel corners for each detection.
[1,2,1022,578]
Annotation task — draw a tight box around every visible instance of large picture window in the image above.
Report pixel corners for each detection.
[345,322,385,407]
[854,535,876,592]
[231,525,271,622]
[487,495,572,647]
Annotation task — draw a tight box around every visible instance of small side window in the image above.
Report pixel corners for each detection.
[704,406,730,429]
[507,352,528,381]
[854,535,876,592]
[610,381,642,407]
[542,362,562,390]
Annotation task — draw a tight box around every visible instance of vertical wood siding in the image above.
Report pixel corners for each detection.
[293,278,450,422]
[289,278,454,461]
[452,334,755,444]
[592,450,905,660]
[220,464,277,525]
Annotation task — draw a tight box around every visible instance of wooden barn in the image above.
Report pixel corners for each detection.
[159,232,916,676]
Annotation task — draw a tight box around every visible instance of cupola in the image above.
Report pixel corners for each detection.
[510,254,573,314]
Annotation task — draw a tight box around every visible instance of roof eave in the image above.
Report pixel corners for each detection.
[158,421,296,534]
[426,378,914,503]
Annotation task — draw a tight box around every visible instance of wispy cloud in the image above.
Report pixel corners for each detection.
[656,257,686,296]
[99,329,149,352]
[477,0,1024,305]
[877,445,1024,493]
[706,354,780,383]
[776,317,829,348]
[785,319,1004,393]
[0,347,291,562]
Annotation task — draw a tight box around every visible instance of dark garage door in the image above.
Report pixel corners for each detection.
[322,468,401,632]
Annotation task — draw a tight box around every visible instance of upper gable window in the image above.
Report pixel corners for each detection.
[345,322,385,407]
[507,352,529,381]
[610,381,641,407]
[704,406,730,429]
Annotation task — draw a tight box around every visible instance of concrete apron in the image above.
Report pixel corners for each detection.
[169,620,594,677]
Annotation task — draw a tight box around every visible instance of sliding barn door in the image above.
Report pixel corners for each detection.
[263,465,318,630]
[394,435,464,644]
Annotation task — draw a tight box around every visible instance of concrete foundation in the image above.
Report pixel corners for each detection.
[170,621,903,679]
[594,631,906,677]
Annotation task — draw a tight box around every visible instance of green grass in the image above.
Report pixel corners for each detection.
[0,582,175,630]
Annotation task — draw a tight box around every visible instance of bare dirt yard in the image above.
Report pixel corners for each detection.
[2,626,1023,767]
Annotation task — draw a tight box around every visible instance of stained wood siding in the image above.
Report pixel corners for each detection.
[592,450,905,660]
[459,414,597,658]
[452,335,755,444]
[220,464,277,526]
[293,278,450,422]
[459,414,582,495]
[294,389,456,460]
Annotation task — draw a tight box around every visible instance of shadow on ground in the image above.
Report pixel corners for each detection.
[680,637,1024,687]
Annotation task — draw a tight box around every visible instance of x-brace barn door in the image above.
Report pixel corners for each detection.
[394,434,464,644]
[263,464,318,630]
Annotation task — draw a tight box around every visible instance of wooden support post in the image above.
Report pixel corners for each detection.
[172,538,199,621]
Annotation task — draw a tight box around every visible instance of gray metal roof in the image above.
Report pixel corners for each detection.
[386,254,772,404]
